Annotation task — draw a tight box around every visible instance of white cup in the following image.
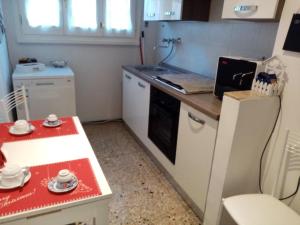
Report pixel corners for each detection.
[0,164,23,187]
[56,169,73,183]
[14,120,30,133]
[47,114,58,124]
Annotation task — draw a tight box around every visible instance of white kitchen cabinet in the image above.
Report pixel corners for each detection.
[144,0,182,21]
[144,0,160,21]
[122,70,150,144]
[159,0,182,20]
[175,103,218,212]
[222,0,284,19]
[144,0,211,21]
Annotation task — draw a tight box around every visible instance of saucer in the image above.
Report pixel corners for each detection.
[9,125,35,136]
[43,120,62,128]
[48,175,78,193]
[0,172,31,190]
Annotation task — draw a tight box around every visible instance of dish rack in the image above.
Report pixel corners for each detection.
[251,56,286,96]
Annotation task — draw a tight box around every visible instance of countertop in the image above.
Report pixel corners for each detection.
[122,65,222,120]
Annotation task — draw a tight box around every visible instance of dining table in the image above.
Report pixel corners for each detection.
[0,116,112,225]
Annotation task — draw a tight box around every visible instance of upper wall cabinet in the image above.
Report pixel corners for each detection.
[222,0,285,20]
[144,0,212,21]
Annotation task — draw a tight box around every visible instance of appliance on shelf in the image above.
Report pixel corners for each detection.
[214,56,264,99]
[12,66,76,120]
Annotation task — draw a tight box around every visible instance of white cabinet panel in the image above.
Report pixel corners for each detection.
[222,0,282,19]
[130,76,150,143]
[144,0,160,21]
[175,103,218,212]
[122,71,135,130]
[122,70,150,144]
[144,0,183,21]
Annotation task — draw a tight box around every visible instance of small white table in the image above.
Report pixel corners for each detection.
[0,117,112,225]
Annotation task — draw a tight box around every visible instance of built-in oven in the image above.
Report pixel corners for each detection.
[148,86,180,164]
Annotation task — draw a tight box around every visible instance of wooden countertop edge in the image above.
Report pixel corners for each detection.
[224,90,275,101]
[122,66,222,120]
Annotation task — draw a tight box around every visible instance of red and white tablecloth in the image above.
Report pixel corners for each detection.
[0,117,78,143]
[0,158,102,217]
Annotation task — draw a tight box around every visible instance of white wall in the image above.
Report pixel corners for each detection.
[155,0,279,78]
[263,0,300,213]
[2,0,157,122]
[0,1,10,99]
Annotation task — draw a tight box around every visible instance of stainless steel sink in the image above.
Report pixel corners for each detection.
[134,65,179,78]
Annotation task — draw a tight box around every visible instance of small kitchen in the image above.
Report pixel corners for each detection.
[0,0,300,225]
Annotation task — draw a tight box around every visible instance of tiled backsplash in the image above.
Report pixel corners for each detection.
[156,21,278,78]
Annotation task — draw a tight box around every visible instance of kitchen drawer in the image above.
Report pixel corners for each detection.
[222,0,284,19]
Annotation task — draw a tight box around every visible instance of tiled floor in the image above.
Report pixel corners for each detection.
[83,121,201,225]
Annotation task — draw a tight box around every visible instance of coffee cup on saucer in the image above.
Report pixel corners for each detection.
[48,169,78,193]
[14,120,30,133]
[0,164,23,187]
[47,114,59,125]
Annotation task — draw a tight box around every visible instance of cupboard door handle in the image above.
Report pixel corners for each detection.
[147,13,155,17]
[138,82,146,88]
[35,82,54,86]
[125,74,132,80]
[188,112,205,125]
[164,11,175,16]
[234,5,258,14]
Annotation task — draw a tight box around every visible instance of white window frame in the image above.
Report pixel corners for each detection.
[15,0,141,45]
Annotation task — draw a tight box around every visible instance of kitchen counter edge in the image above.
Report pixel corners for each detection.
[122,65,222,121]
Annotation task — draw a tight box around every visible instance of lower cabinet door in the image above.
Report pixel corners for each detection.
[175,103,218,212]
[131,76,150,144]
[122,71,135,130]
[122,70,150,144]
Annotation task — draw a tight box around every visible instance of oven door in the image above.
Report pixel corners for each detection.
[148,86,180,164]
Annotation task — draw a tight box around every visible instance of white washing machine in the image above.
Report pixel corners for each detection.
[13,66,76,120]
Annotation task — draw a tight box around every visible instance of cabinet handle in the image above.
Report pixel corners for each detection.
[125,74,132,80]
[138,82,146,88]
[164,11,175,16]
[35,82,54,86]
[188,112,205,125]
[234,5,258,14]
[147,13,156,17]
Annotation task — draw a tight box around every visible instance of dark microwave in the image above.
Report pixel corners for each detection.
[214,57,263,99]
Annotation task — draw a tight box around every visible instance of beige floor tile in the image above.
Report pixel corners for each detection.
[84,121,201,225]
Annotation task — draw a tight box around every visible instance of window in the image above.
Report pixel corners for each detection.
[17,0,140,45]
[105,0,133,35]
[67,0,98,31]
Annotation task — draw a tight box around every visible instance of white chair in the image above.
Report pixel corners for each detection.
[223,130,300,225]
[0,86,30,122]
